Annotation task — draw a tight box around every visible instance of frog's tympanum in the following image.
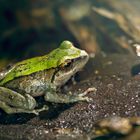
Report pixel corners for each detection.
[0,41,89,115]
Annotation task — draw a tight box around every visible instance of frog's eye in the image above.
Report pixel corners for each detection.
[64,61,71,68]
[65,59,72,64]
[60,59,72,68]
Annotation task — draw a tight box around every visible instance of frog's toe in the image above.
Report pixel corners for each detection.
[35,105,49,114]
[85,97,93,102]
[32,110,39,115]
[78,96,93,102]
[78,87,97,97]
[42,105,49,111]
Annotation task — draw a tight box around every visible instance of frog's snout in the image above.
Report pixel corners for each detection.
[80,50,89,62]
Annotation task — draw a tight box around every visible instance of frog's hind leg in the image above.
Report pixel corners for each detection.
[0,100,39,115]
[0,87,47,115]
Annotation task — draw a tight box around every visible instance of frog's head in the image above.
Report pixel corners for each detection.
[53,41,89,87]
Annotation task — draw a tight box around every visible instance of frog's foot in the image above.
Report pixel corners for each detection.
[44,90,93,103]
[75,95,93,102]
[78,87,97,97]
[35,105,49,114]
[66,87,97,102]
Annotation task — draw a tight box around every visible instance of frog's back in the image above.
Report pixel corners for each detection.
[0,52,60,85]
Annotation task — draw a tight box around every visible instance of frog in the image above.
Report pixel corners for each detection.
[0,41,90,115]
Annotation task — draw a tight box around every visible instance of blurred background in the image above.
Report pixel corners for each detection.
[0,0,140,68]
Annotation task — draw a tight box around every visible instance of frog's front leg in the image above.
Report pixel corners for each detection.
[44,85,91,103]
[0,87,48,115]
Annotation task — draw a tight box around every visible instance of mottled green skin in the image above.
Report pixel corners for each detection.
[0,41,90,115]
[0,41,80,85]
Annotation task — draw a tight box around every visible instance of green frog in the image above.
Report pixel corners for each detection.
[0,41,90,115]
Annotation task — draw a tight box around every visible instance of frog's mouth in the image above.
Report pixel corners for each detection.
[53,51,89,87]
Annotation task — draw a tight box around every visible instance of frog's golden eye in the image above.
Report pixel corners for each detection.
[59,60,72,69]
[64,59,72,67]
[65,59,72,64]
[60,59,71,67]
[64,61,71,68]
